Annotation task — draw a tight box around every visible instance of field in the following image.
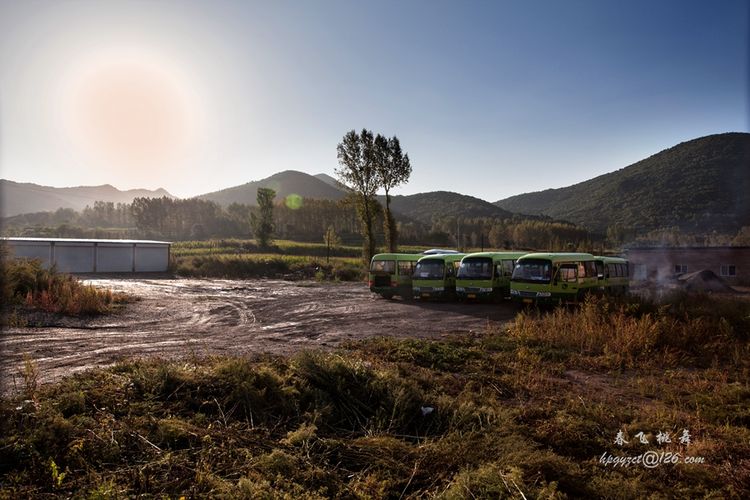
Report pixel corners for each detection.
[0,278,514,393]
[170,239,474,280]
[1,271,749,497]
[1,289,749,498]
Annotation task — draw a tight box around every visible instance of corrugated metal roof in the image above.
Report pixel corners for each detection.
[1,237,171,245]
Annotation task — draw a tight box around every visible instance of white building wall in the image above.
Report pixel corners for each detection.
[7,241,52,267]
[55,243,95,273]
[3,238,170,273]
[97,244,135,272]
[134,244,169,272]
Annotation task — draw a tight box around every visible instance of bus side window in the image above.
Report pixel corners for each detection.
[398,261,412,277]
[559,264,577,282]
[502,260,514,276]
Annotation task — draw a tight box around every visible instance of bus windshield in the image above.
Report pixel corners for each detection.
[414,260,445,280]
[370,260,395,273]
[511,259,553,283]
[457,258,493,279]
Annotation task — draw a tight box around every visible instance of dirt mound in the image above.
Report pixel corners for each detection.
[678,269,736,293]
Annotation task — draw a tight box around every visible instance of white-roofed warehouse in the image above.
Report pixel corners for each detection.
[2,237,171,273]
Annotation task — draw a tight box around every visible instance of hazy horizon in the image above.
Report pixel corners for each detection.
[1,0,747,201]
[1,130,748,205]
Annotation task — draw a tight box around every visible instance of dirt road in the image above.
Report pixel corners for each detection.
[1,278,518,393]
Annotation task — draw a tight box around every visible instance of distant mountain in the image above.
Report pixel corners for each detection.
[313,173,342,189]
[388,191,515,225]
[0,180,173,217]
[198,170,347,206]
[495,133,750,234]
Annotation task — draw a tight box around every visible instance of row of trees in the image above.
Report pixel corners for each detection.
[17,196,750,251]
[336,129,411,262]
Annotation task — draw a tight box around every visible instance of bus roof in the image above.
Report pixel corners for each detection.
[461,251,529,260]
[371,253,422,261]
[594,255,628,264]
[517,252,596,262]
[417,253,466,263]
[422,248,461,255]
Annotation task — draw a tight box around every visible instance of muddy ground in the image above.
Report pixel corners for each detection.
[1,278,518,394]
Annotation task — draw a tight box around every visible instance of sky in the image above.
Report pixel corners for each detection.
[0,0,747,202]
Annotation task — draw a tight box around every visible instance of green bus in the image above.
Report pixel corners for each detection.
[595,256,630,295]
[368,253,422,299]
[510,252,600,305]
[412,253,466,300]
[456,252,528,301]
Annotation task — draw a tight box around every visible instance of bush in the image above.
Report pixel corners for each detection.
[1,257,126,317]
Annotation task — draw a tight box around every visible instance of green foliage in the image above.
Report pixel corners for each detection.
[173,253,363,281]
[373,134,412,252]
[251,187,276,248]
[336,129,381,263]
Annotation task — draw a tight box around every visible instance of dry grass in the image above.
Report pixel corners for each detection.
[508,293,750,369]
[1,257,128,318]
[1,294,748,497]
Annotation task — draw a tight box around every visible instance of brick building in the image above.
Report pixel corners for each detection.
[624,246,750,284]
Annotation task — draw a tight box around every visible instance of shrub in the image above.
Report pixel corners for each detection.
[1,258,126,317]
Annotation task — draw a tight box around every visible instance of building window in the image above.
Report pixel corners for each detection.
[720,265,737,277]
[674,264,687,274]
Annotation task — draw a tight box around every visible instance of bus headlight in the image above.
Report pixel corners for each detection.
[456,287,465,292]
[510,289,519,296]
[536,291,551,297]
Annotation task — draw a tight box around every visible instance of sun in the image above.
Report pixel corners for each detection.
[64,55,195,175]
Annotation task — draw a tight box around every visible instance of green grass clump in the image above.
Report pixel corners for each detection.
[173,253,364,281]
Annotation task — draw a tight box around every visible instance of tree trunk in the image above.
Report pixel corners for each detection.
[360,194,376,264]
[384,191,397,253]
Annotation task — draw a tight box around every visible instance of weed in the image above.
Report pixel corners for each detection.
[1,294,748,497]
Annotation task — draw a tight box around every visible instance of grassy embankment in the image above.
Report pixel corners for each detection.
[170,239,428,281]
[2,292,749,497]
[1,257,128,325]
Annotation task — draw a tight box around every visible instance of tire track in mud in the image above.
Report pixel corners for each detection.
[0,279,517,393]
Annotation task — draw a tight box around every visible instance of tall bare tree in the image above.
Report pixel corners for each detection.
[374,135,411,252]
[336,129,379,263]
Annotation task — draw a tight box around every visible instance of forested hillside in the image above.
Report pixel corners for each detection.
[388,191,514,225]
[198,170,347,206]
[0,180,172,217]
[495,133,750,234]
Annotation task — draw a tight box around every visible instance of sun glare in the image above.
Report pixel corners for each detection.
[63,52,196,177]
